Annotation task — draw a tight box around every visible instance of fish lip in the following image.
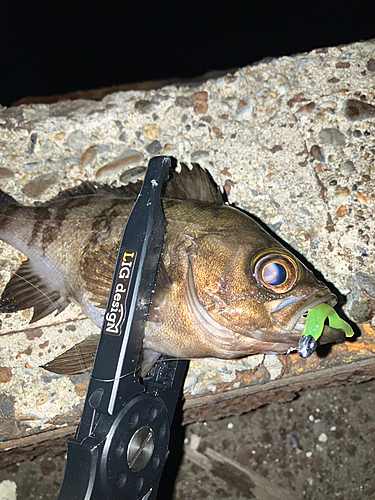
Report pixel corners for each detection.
[272,292,337,332]
[317,325,347,346]
[291,292,338,334]
[297,293,337,318]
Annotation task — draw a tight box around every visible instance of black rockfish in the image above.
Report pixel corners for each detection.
[0,161,345,375]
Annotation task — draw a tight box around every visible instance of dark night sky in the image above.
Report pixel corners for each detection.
[0,1,374,106]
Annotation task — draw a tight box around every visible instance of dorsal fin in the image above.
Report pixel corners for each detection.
[52,180,143,202]
[0,188,18,205]
[0,260,69,323]
[164,160,225,204]
[49,160,224,205]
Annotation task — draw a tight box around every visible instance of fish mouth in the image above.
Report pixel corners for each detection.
[271,292,337,331]
[291,294,337,332]
[283,294,347,347]
[270,292,346,347]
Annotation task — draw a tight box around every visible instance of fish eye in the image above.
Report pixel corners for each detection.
[253,251,300,293]
[262,262,287,286]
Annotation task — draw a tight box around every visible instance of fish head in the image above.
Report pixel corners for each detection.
[180,204,339,357]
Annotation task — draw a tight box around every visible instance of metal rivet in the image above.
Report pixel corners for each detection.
[127,426,155,472]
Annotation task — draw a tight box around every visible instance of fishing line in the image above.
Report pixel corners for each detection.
[10,272,60,311]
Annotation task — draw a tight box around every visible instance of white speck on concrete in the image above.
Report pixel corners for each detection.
[0,480,17,500]
[189,434,201,451]
[319,433,328,443]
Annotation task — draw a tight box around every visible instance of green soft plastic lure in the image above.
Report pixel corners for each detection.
[298,303,354,358]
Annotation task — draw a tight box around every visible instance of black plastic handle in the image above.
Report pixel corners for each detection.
[57,156,190,500]
[81,155,170,421]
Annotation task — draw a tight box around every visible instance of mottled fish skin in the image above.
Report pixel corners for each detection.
[0,186,135,324]
[0,162,340,375]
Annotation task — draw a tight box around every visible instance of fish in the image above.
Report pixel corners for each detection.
[0,159,346,376]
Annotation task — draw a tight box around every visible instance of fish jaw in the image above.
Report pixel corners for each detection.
[265,272,346,349]
[269,290,337,332]
[267,292,346,352]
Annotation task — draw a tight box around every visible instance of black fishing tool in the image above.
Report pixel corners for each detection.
[58,156,189,500]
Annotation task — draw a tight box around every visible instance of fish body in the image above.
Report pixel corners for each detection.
[0,162,344,374]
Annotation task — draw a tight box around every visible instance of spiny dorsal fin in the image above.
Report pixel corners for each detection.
[164,160,225,204]
[0,260,69,323]
[50,160,224,205]
[52,180,143,201]
[42,334,99,375]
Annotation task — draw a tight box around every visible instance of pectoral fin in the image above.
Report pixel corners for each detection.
[81,244,117,309]
[138,348,162,377]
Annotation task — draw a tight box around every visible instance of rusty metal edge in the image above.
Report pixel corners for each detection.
[0,357,374,467]
[0,425,77,453]
[182,357,375,424]
[0,425,77,468]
